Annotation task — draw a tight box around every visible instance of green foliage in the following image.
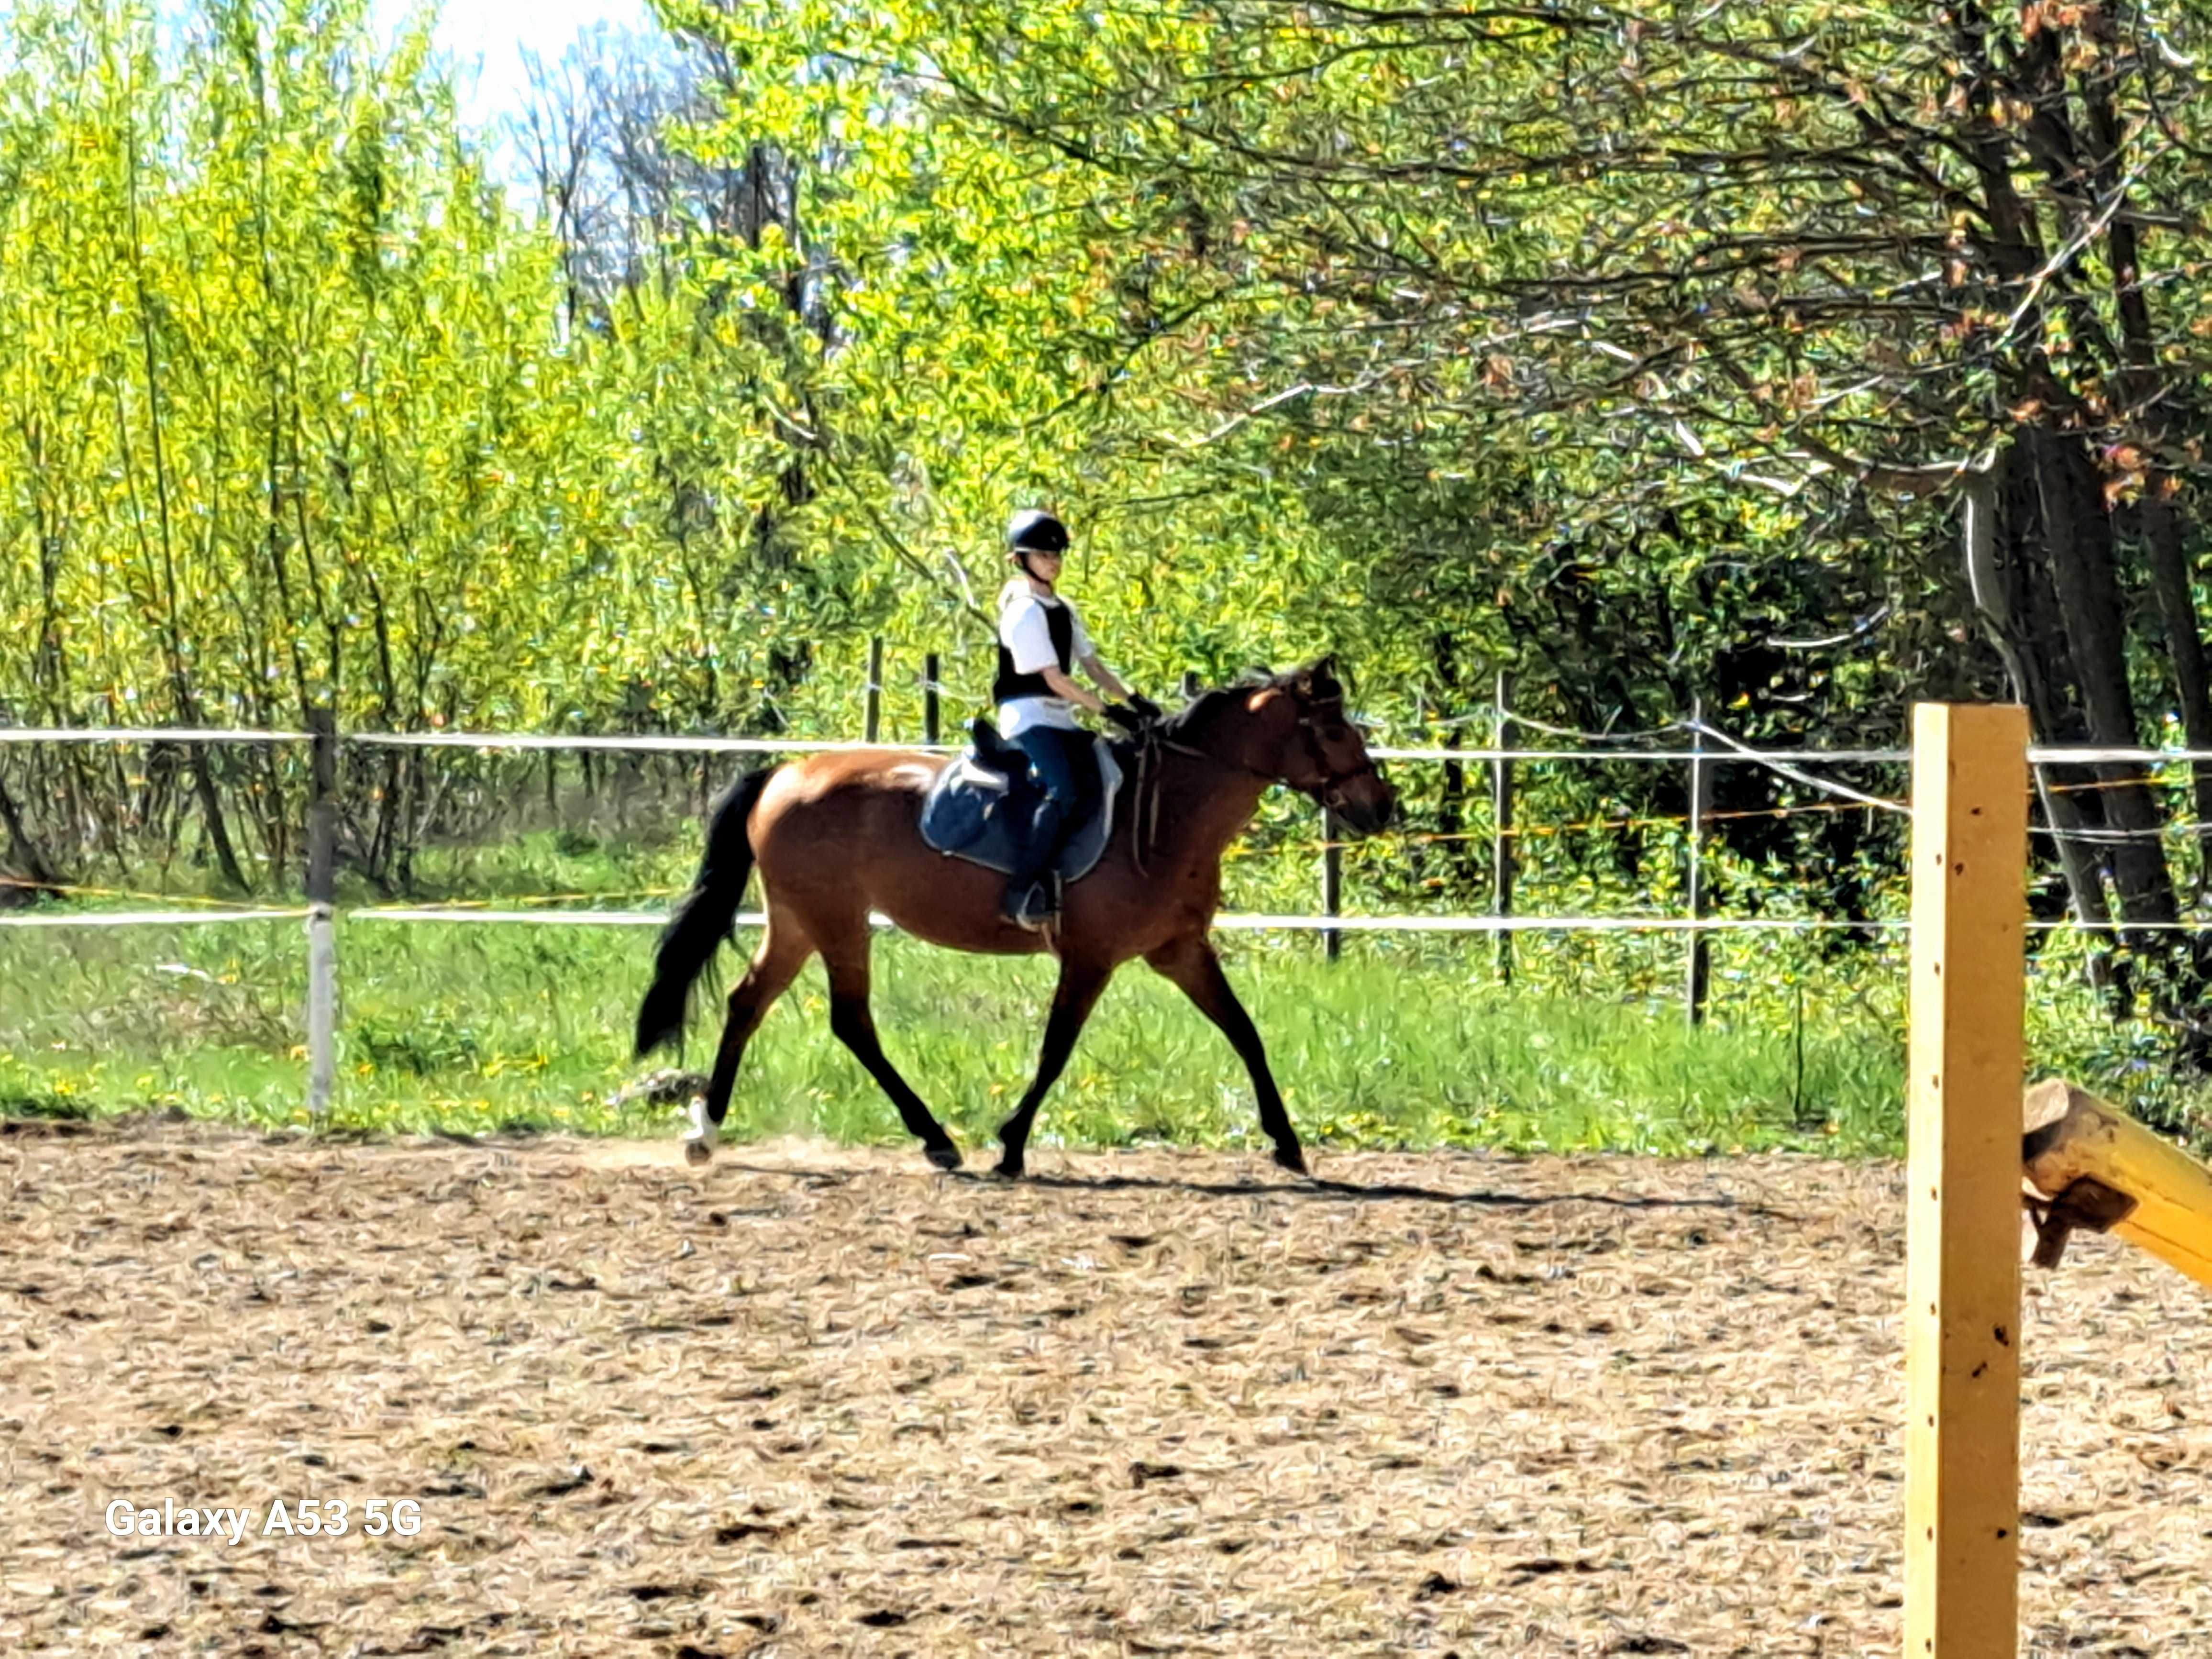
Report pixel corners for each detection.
[8,0,2211,768]
[0,2,872,824]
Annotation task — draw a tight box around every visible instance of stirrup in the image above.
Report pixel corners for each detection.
[1003,878,1058,931]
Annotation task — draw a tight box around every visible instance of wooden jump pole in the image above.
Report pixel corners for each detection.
[2023,1078,2212,1288]
[1904,701,2029,1659]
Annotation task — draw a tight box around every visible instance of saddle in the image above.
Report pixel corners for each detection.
[918,718,1124,884]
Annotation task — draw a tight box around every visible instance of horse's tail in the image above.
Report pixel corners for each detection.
[634,765,778,1059]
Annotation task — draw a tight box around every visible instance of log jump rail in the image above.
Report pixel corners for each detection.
[2021,1077,2212,1288]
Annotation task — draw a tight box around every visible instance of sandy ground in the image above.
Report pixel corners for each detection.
[1,1115,2207,1657]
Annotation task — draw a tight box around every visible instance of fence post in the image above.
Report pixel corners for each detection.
[1321,805,1342,963]
[1492,672,1515,985]
[864,636,884,743]
[924,651,941,746]
[1903,701,2028,1659]
[305,708,339,1123]
[1685,697,1711,1028]
[1181,669,1200,702]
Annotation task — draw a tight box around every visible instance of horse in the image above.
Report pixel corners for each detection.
[631,658,1396,1177]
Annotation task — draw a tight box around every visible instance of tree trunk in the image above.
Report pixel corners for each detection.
[2140,493,2212,887]
[1966,450,2134,1006]
[2033,428,2205,1029]
[2068,6,2212,897]
[0,768,62,898]
[189,749,252,895]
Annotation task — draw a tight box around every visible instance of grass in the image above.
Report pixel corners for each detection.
[6,820,2205,1159]
[0,913,1913,1156]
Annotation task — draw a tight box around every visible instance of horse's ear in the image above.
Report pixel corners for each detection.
[1305,654,1342,697]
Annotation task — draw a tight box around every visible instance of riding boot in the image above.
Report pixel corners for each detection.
[1002,796,1068,929]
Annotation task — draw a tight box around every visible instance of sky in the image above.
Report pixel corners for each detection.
[373,0,653,133]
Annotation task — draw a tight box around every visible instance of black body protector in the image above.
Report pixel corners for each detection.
[993,599,1077,704]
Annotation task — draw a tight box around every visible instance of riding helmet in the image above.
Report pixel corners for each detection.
[1006,509,1070,556]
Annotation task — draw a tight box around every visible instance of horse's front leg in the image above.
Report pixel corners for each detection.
[818,930,963,1171]
[1145,934,1305,1174]
[996,958,1113,1179]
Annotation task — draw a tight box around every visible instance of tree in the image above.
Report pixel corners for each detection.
[667,0,2212,1027]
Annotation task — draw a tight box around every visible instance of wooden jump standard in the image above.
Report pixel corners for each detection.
[1905,702,2028,1659]
[1905,703,2212,1659]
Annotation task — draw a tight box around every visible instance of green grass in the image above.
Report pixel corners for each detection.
[0,916,1915,1156]
[6,823,2205,1158]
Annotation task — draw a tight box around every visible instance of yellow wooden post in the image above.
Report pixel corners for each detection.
[1905,702,2029,1659]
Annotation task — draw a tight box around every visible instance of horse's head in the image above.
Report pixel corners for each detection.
[1240,657,1397,835]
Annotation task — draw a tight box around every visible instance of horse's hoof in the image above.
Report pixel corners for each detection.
[682,1097,718,1165]
[1274,1144,1309,1176]
[994,1155,1025,1180]
[926,1141,964,1172]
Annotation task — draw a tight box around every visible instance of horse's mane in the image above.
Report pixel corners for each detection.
[1159,668,1304,744]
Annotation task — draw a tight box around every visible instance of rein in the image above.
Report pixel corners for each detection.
[1124,699,1378,871]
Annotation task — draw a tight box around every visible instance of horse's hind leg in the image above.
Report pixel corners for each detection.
[818,929,963,1171]
[686,917,813,1165]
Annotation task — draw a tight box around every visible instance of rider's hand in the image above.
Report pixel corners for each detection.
[1103,701,1149,734]
[1127,693,1164,721]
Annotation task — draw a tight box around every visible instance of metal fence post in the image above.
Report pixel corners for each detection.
[924,651,941,746]
[305,708,338,1122]
[1685,696,1711,1028]
[1321,804,1342,963]
[864,636,884,743]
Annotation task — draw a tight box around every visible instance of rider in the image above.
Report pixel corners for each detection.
[994,508,1140,929]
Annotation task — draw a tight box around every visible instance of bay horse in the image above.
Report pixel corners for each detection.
[632,659,1396,1177]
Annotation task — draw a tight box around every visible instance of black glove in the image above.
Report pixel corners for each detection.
[1103,700,1148,734]
[1127,693,1164,721]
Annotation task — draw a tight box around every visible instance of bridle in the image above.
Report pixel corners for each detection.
[1287,696,1385,815]
[1128,689,1381,870]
